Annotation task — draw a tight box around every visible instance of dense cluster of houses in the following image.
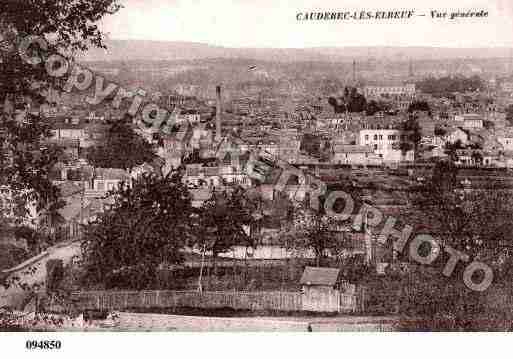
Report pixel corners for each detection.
[5,79,513,267]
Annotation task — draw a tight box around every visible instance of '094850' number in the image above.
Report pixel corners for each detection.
[25,340,62,350]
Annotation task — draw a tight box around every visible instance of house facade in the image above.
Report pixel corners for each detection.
[363,84,415,99]
[359,129,414,162]
[332,145,379,165]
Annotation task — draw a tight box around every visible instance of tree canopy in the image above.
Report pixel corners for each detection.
[413,161,513,263]
[0,0,120,243]
[81,171,194,289]
[87,116,155,171]
[408,101,431,115]
[284,205,343,267]
[195,187,255,271]
[416,75,485,97]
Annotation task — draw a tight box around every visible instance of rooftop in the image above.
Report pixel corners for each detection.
[300,266,340,287]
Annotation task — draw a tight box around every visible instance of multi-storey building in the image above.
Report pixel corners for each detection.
[331,144,380,165]
[363,84,416,99]
[183,164,250,189]
[359,129,414,162]
[454,113,484,129]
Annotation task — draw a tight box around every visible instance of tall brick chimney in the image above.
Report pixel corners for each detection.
[215,85,222,142]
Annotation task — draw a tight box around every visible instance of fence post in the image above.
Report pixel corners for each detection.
[360,287,366,313]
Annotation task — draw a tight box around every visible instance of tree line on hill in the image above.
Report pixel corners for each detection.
[2,0,513,328]
[328,88,432,116]
[416,75,485,97]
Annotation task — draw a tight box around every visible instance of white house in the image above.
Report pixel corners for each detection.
[359,129,414,162]
[444,128,469,145]
[92,168,130,193]
[332,145,380,165]
[496,129,513,151]
[184,164,250,189]
[50,117,87,141]
[454,114,484,129]
[363,84,415,99]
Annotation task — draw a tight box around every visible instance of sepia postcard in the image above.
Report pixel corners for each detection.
[2,1,513,354]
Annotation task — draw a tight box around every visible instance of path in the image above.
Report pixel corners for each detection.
[0,241,82,310]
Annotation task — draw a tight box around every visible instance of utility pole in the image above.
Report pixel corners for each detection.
[198,243,206,292]
[79,180,85,240]
[363,204,374,267]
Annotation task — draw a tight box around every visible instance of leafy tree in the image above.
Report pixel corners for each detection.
[327,96,347,113]
[434,126,447,137]
[0,0,120,247]
[343,87,367,113]
[365,100,384,116]
[506,104,513,126]
[87,116,155,172]
[403,115,422,160]
[279,180,364,267]
[0,116,64,226]
[403,161,513,328]
[416,75,485,97]
[195,187,254,275]
[300,133,322,158]
[408,101,431,115]
[81,171,194,289]
[413,161,513,261]
[283,204,343,267]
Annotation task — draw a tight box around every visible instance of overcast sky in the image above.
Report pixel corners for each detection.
[99,0,513,48]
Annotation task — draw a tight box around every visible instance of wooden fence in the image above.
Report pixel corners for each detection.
[71,289,362,313]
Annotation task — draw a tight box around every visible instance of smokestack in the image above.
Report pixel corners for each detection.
[352,60,356,84]
[215,85,222,142]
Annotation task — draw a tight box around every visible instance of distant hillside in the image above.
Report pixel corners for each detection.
[78,39,513,63]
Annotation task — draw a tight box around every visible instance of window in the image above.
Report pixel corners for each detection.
[365,135,369,140]
[374,144,378,150]
[379,135,383,140]
[96,181,104,191]
[374,134,378,140]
